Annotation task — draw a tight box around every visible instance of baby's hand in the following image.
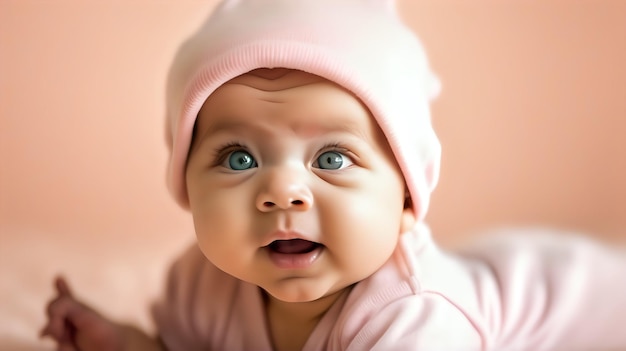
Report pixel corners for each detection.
[41,276,125,351]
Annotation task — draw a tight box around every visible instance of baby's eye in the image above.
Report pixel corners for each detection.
[314,151,352,170]
[225,150,257,170]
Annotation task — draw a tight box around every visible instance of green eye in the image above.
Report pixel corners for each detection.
[227,150,257,170]
[316,151,344,170]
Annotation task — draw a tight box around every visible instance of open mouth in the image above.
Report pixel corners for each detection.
[268,239,321,254]
[266,239,324,269]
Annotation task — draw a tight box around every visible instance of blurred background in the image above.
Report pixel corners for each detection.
[1,1,625,349]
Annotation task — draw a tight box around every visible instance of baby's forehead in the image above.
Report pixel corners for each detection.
[202,68,364,114]
[193,67,386,145]
[202,67,367,114]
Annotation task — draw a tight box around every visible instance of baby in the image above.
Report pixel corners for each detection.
[42,0,626,350]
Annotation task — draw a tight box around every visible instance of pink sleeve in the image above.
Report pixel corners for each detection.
[461,229,626,350]
[343,295,483,350]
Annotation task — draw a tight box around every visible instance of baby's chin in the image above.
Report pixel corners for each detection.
[261,280,352,305]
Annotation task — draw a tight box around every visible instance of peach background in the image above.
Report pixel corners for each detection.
[1,1,625,349]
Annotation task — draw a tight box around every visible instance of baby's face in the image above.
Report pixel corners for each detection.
[186,68,415,303]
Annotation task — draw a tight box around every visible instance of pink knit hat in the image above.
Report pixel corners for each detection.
[165,0,441,221]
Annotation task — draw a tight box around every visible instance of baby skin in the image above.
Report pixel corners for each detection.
[42,69,415,351]
[41,276,164,351]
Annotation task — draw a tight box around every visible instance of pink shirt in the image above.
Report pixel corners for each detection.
[153,225,626,350]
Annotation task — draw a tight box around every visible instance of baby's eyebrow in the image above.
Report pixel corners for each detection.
[201,117,370,140]
[189,119,244,153]
[292,121,369,140]
[193,119,254,147]
[202,120,247,136]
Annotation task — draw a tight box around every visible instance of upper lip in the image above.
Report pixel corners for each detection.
[261,229,320,247]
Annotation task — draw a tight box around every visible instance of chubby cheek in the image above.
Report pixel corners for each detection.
[188,186,254,270]
[319,184,404,277]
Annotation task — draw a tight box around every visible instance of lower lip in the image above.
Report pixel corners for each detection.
[267,246,323,269]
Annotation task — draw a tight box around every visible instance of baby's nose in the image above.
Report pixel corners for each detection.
[255,168,313,212]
